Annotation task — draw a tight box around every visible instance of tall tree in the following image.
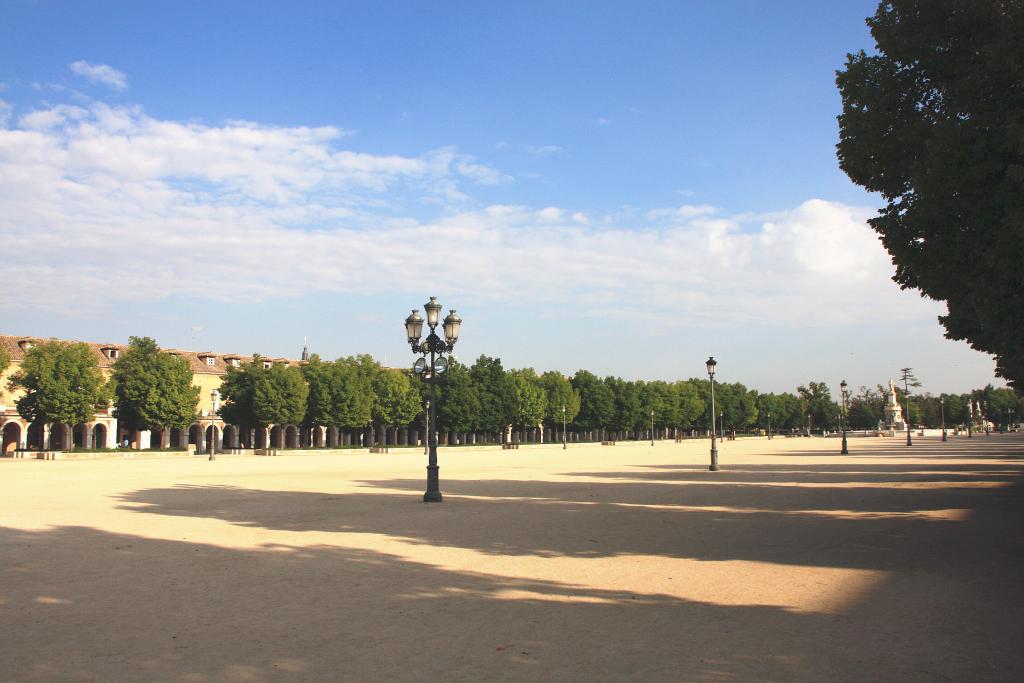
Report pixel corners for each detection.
[434,359,480,434]
[797,382,839,430]
[539,370,580,427]
[571,369,615,432]
[508,368,547,430]
[469,355,515,435]
[8,341,108,427]
[0,347,9,375]
[837,0,1024,388]
[372,368,421,431]
[300,354,333,430]
[112,336,199,433]
[219,356,307,430]
[329,356,375,429]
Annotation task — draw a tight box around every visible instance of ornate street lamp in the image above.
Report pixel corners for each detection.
[706,356,719,471]
[840,379,849,455]
[940,397,948,442]
[650,409,655,447]
[767,411,772,440]
[406,297,461,503]
[562,403,567,450]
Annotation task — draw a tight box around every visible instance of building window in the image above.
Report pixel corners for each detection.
[206,357,215,366]
[109,349,119,359]
[228,359,240,368]
[263,361,271,369]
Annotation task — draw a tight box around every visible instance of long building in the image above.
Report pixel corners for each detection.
[0,334,323,454]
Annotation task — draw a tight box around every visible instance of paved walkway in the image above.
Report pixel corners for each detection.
[2,434,1022,681]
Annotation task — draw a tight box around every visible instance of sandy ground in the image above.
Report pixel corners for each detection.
[2,434,1023,682]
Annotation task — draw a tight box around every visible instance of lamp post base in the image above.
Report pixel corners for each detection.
[424,464,443,503]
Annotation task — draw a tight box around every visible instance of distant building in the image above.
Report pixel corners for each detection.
[0,334,312,454]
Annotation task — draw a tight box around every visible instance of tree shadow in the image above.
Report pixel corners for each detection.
[3,522,1022,682]
[115,461,1024,573]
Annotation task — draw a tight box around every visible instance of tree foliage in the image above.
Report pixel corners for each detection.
[508,368,547,429]
[8,341,108,426]
[219,356,307,430]
[836,0,1024,388]
[112,336,199,432]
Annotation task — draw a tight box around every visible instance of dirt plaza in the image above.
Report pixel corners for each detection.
[2,434,1023,682]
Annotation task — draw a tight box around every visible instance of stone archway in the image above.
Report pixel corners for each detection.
[169,427,184,449]
[223,425,238,449]
[188,424,202,447]
[269,425,283,448]
[27,423,43,450]
[48,424,69,450]
[284,425,299,448]
[73,423,88,449]
[91,424,108,449]
[205,425,219,453]
[326,426,338,448]
[2,422,22,455]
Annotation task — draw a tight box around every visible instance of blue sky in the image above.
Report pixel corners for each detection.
[0,1,1004,394]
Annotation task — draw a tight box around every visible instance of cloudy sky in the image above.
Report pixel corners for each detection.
[0,1,1003,394]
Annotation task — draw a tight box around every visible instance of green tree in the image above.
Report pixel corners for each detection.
[606,377,645,432]
[508,368,547,429]
[301,355,333,430]
[797,382,839,430]
[836,0,1024,388]
[469,355,515,435]
[219,356,307,430]
[571,369,615,433]
[539,370,580,427]
[329,356,375,429]
[0,346,9,375]
[670,380,705,430]
[111,336,199,433]
[373,368,421,430]
[8,341,108,427]
[434,359,481,434]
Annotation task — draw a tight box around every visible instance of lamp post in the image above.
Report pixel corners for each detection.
[706,356,719,471]
[767,411,772,440]
[901,368,914,446]
[984,400,990,436]
[562,403,567,450]
[208,389,220,461]
[840,379,849,455]
[806,412,811,438]
[405,297,461,503]
[940,397,948,442]
[650,409,655,447]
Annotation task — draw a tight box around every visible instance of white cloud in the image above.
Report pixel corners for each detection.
[596,117,613,126]
[0,96,937,329]
[69,60,128,91]
[526,144,563,156]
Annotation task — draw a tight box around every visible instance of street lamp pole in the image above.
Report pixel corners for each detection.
[706,356,719,471]
[405,297,461,503]
[840,379,849,455]
[984,400,990,436]
[941,397,948,442]
[650,409,655,447]
[562,403,567,450]
[767,411,772,440]
[901,367,914,446]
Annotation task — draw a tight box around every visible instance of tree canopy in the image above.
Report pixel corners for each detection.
[219,356,308,430]
[112,336,199,432]
[836,0,1024,388]
[8,341,108,426]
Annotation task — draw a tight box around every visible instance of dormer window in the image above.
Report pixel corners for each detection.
[224,355,241,368]
[17,339,33,351]
[263,361,272,369]
[100,346,119,360]
[206,356,215,366]
[109,349,119,359]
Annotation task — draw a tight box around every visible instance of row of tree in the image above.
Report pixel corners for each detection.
[5,338,1023,443]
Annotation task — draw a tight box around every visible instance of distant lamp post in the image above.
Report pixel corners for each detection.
[900,367,915,446]
[940,397,948,442]
[984,400,990,436]
[562,403,567,450]
[840,379,849,455]
[767,411,772,440]
[406,297,461,503]
[806,412,811,438]
[650,409,655,447]
[706,356,719,471]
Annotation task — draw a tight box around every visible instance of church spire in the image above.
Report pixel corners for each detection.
[301,337,309,361]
